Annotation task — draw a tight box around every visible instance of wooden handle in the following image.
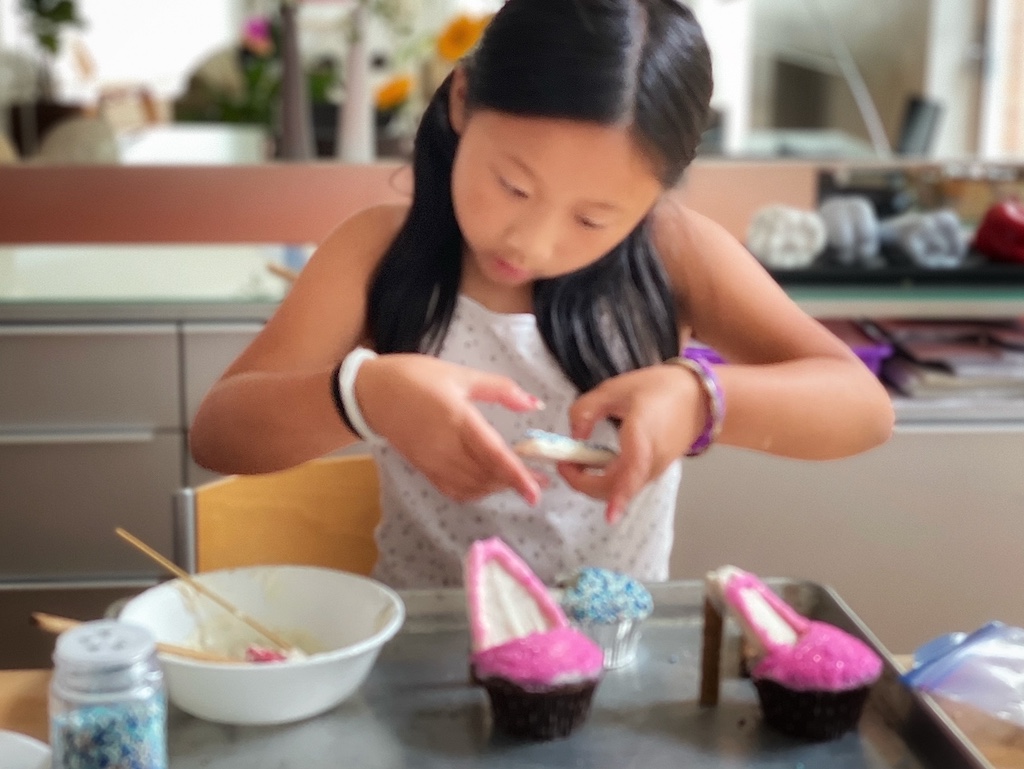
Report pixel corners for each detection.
[31,612,240,664]
[114,527,298,654]
[699,597,723,708]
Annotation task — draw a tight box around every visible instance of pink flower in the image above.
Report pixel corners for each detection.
[243,16,274,56]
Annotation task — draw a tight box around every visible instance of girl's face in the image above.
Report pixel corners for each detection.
[450,107,664,296]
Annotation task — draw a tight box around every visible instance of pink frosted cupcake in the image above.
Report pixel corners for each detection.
[706,566,883,741]
[465,538,604,740]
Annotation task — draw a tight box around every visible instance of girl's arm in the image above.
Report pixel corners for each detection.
[189,204,543,503]
[189,204,406,474]
[655,198,894,459]
[563,198,894,522]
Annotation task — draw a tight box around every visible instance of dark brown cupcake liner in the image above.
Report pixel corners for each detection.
[476,675,599,741]
[753,678,872,741]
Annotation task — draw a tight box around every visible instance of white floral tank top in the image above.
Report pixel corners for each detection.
[369,294,682,588]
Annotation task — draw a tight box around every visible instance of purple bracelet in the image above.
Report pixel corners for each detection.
[666,349,725,457]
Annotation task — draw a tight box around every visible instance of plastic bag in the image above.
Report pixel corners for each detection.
[904,621,1024,729]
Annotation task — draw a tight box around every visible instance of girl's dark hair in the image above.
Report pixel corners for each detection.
[368,0,713,392]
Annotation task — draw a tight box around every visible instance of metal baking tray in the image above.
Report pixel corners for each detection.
[165,579,993,768]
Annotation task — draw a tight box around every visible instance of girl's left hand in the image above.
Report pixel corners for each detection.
[561,364,707,524]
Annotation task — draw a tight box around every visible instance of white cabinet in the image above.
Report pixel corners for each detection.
[671,424,1024,652]
[0,320,262,582]
[1,435,183,580]
[0,324,182,581]
[0,316,262,668]
[0,324,179,427]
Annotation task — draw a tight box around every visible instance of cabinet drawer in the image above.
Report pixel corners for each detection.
[182,323,262,422]
[0,433,183,580]
[0,324,180,428]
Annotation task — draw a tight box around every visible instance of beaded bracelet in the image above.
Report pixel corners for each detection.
[330,347,387,445]
[665,352,725,457]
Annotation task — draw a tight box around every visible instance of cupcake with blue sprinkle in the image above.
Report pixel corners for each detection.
[560,567,653,669]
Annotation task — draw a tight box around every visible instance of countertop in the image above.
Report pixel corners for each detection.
[0,243,293,323]
[4,664,1024,769]
[0,578,1016,769]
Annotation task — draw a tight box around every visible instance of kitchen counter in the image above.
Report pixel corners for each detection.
[2,602,1015,769]
[0,298,279,323]
[893,397,1024,424]
[4,244,1024,423]
[789,285,1024,320]
[4,664,1024,769]
[0,243,293,323]
[0,582,992,769]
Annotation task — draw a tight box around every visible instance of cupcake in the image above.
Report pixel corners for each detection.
[704,565,882,741]
[465,537,604,740]
[560,566,653,669]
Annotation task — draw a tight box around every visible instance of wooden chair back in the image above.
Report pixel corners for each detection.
[174,454,380,575]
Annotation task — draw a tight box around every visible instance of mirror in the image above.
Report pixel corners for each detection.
[0,0,1018,165]
[694,0,1016,161]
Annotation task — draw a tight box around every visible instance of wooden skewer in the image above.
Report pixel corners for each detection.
[266,262,300,283]
[32,612,240,664]
[114,527,297,654]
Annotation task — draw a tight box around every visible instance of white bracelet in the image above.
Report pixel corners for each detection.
[337,347,387,445]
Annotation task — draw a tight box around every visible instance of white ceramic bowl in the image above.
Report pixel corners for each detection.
[0,730,50,769]
[118,565,404,725]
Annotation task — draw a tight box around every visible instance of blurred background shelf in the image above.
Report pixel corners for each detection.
[790,287,1024,319]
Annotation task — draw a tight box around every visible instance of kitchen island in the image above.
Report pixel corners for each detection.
[0,582,1009,768]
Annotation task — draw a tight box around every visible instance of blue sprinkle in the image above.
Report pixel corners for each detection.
[561,566,653,623]
[51,699,167,769]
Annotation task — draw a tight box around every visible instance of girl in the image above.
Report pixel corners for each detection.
[190,0,894,588]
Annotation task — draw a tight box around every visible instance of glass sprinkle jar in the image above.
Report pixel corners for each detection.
[50,620,168,769]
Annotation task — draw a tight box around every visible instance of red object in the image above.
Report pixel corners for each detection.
[244,644,288,663]
[973,200,1024,263]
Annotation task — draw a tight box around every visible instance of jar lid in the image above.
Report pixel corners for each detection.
[54,620,155,669]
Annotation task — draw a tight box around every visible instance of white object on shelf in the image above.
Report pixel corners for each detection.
[0,244,291,302]
[116,124,268,165]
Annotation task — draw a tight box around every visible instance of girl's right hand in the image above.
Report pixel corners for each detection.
[355,353,544,505]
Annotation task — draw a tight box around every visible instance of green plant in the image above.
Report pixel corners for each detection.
[19,0,83,55]
[174,14,284,127]
[174,14,341,130]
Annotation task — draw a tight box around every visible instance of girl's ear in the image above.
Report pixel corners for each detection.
[448,66,469,135]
